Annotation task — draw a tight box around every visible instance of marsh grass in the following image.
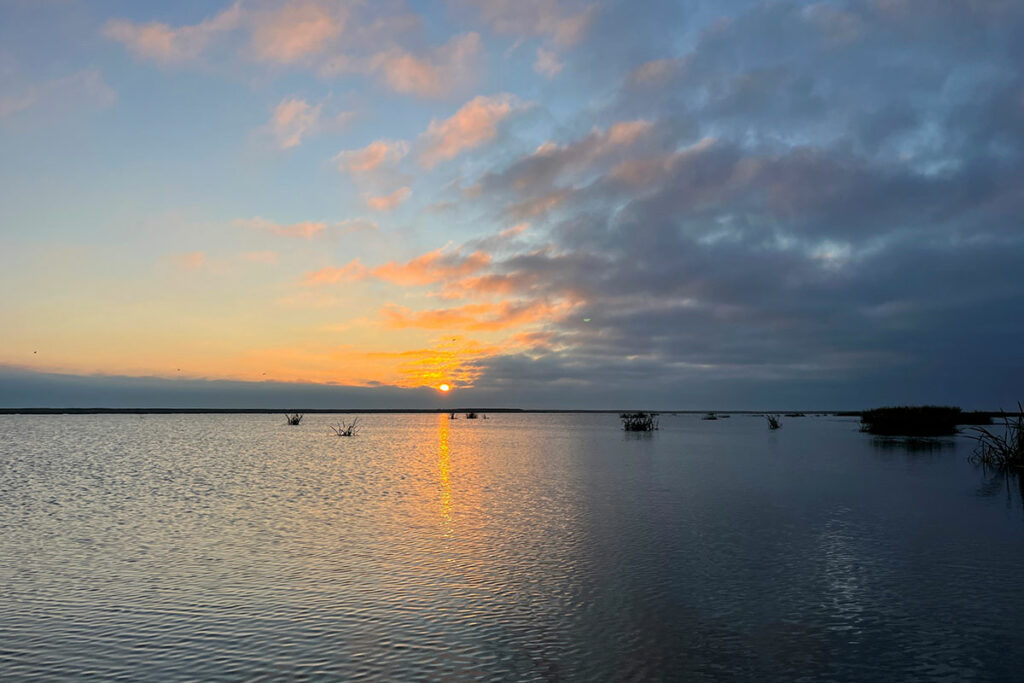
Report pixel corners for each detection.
[860,406,960,436]
[330,418,359,437]
[765,414,782,430]
[621,412,659,431]
[285,413,303,426]
[969,404,1024,471]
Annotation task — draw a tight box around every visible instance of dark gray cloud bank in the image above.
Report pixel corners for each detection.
[455,0,1024,410]
[7,0,1023,409]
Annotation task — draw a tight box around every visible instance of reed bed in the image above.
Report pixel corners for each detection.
[860,406,960,436]
[621,412,659,431]
[969,404,1024,471]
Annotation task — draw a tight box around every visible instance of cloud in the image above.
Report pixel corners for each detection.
[303,260,369,285]
[366,186,412,211]
[265,97,322,149]
[0,69,116,121]
[534,47,564,77]
[249,2,344,63]
[334,139,409,174]
[369,32,482,97]
[473,118,654,204]
[418,93,527,168]
[303,246,492,289]
[626,57,680,87]
[64,1,1024,405]
[103,3,242,65]
[381,299,569,332]
[460,0,597,46]
[371,248,491,286]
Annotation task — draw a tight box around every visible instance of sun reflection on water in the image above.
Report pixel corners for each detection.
[437,413,453,535]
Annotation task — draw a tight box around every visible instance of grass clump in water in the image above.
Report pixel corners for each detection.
[765,414,782,430]
[621,412,659,431]
[860,406,960,436]
[330,418,359,437]
[285,413,304,426]
[969,404,1024,471]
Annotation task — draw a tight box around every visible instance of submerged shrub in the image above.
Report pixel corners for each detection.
[765,414,782,430]
[330,418,359,437]
[860,406,961,436]
[969,404,1024,471]
[285,413,304,426]
[621,412,659,431]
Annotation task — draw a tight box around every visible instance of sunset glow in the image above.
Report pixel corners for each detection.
[1,0,1021,409]
[439,384,450,393]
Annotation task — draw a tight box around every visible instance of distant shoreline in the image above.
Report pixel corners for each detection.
[0,408,860,415]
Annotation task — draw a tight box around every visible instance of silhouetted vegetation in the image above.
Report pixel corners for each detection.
[330,418,359,437]
[765,414,782,430]
[621,412,659,431]
[702,412,718,420]
[784,412,805,418]
[465,412,479,419]
[449,412,457,419]
[285,413,303,425]
[860,406,960,436]
[969,404,1024,471]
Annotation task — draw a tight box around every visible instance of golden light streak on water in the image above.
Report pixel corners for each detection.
[437,413,453,535]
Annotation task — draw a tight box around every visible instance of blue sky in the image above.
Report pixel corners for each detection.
[1,0,1022,409]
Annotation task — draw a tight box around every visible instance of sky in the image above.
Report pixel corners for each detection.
[1,0,1022,410]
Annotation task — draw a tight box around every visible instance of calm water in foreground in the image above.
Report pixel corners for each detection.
[2,413,1023,681]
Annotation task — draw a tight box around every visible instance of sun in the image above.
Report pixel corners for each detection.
[438,384,451,392]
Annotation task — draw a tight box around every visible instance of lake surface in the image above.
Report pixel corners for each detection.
[2,413,1022,681]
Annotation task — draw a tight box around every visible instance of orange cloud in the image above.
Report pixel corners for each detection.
[250,2,343,63]
[303,260,369,285]
[103,3,242,64]
[366,337,502,387]
[303,248,490,288]
[366,186,411,211]
[418,93,526,168]
[370,32,481,97]
[334,139,409,174]
[372,249,491,286]
[381,299,570,332]
[235,335,512,388]
[266,97,322,149]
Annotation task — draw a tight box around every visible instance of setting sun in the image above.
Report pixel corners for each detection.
[438,384,450,392]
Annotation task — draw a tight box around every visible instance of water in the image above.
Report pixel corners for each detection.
[1,413,1022,681]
